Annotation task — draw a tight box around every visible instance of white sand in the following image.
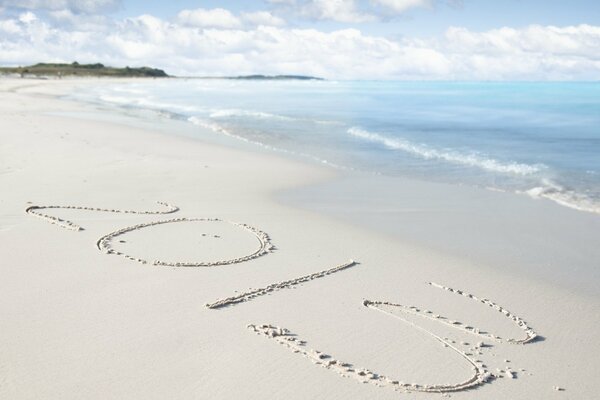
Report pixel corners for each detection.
[1,77,599,399]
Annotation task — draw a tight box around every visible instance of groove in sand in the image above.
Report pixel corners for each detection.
[97,217,274,267]
[206,260,358,309]
[365,282,538,345]
[249,281,540,393]
[26,201,275,267]
[248,322,493,394]
[25,201,179,231]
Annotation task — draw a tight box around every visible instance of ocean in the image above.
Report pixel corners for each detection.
[71,79,600,214]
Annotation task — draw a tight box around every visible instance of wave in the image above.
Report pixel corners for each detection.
[348,127,545,176]
[98,89,341,126]
[208,108,342,126]
[208,108,295,121]
[187,117,346,170]
[98,94,199,114]
[523,180,600,214]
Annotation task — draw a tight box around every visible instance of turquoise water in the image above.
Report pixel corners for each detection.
[74,79,600,214]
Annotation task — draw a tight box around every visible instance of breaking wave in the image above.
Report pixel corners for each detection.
[187,117,346,169]
[523,179,600,214]
[348,127,545,176]
[208,108,295,121]
[208,108,341,125]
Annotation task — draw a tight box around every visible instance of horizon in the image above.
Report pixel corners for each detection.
[4,60,600,83]
[0,1,599,80]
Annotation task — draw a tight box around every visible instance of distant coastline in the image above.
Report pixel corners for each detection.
[176,74,324,81]
[224,75,324,81]
[0,63,324,81]
[0,62,169,78]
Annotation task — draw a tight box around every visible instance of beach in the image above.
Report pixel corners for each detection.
[1,77,599,399]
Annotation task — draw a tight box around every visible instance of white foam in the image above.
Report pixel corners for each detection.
[188,117,347,170]
[98,94,131,105]
[348,127,544,176]
[208,108,295,121]
[99,94,199,114]
[111,86,148,95]
[523,179,600,214]
[208,108,341,126]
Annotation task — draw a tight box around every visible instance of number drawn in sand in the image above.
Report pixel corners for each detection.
[26,202,274,267]
[248,323,493,393]
[250,282,540,394]
[25,201,179,231]
[206,260,358,309]
[26,201,542,394]
[97,218,274,267]
[365,282,538,345]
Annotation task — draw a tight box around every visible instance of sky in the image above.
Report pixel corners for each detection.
[0,0,599,79]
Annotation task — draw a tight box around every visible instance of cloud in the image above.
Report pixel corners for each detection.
[371,0,431,13]
[0,0,120,14]
[241,11,286,27]
[177,8,242,29]
[266,0,297,5]
[48,8,109,31]
[177,8,286,29]
[19,11,37,24]
[0,9,599,80]
[0,13,98,65]
[274,0,460,21]
[0,17,19,33]
[439,24,600,79]
[444,25,600,57]
[298,0,376,23]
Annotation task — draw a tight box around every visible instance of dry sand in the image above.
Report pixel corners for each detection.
[1,77,599,399]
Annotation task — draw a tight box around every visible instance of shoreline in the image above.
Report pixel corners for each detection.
[1,77,599,399]
[37,79,600,295]
[279,171,600,299]
[55,76,600,217]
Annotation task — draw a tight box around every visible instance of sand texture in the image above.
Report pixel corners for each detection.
[206,260,357,309]
[1,78,599,400]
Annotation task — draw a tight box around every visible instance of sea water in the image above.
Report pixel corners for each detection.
[72,79,600,214]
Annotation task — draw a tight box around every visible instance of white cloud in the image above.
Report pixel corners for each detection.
[48,8,108,31]
[241,11,286,27]
[445,25,600,57]
[300,0,376,23]
[0,17,19,33]
[372,0,431,13]
[0,10,599,80]
[0,0,120,14]
[438,24,600,79]
[276,0,459,21]
[177,8,242,29]
[0,15,96,65]
[19,11,37,24]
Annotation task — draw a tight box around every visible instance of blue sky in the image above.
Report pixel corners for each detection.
[0,0,599,79]
[112,1,600,36]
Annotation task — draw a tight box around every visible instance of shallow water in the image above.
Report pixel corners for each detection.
[71,79,600,214]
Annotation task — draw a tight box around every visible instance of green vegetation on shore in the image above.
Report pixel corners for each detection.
[0,63,323,80]
[0,62,169,78]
